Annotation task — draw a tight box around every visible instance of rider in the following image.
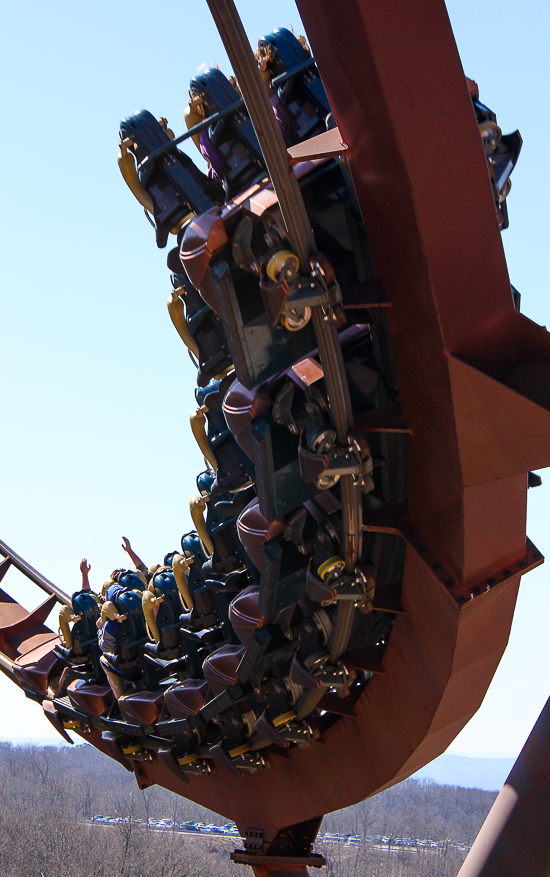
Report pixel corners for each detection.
[120,536,159,583]
[96,575,128,698]
[78,557,92,593]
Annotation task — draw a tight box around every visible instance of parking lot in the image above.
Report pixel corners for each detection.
[89,817,471,854]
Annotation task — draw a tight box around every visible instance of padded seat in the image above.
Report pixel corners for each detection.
[164,679,209,719]
[54,645,89,665]
[202,643,245,696]
[143,641,182,660]
[67,680,114,717]
[180,586,220,632]
[101,651,141,673]
[55,590,103,681]
[189,68,264,196]
[119,109,224,248]
[143,568,187,663]
[118,690,165,726]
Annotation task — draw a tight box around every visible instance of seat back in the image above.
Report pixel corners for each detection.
[201,490,255,576]
[115,589,149,661]
[189,69,264,195]
[150,569,184,654]
[120,109,169,163]
[196,376,234,438]
[119,109,224,248]
[70,592,101,656]
[258,28,331,141]
[180,531,207,593]
[117,570,146,592]
[172,272,233,385]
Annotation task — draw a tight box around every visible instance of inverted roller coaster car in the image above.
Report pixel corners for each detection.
[1,1,549,875]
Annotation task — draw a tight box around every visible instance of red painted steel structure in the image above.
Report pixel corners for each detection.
[457,696,550,877]
[1,1,550,874]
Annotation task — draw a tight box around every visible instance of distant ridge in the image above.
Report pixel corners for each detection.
[1,738,515,790]
[1,737,71,747]
[413,754,515,790]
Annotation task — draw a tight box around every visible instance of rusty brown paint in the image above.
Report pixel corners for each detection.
[457,697,550,877]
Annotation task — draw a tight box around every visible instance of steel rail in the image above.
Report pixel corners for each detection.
[0,649,16,676]
[205,0,362,690]
[0,539,71,607]
[137,58,316,171]
[206,0,315,269]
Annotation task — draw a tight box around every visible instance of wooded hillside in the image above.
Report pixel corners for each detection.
[0,743,496,876]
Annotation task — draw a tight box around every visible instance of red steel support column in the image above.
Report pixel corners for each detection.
[457,697,550,877]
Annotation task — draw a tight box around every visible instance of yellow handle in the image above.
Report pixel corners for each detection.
[167,290,200,357]
[101,601,118,624]
[134,569,148,587]
[184,104,204,153]
[172,553,194,611]
[189,407,218,471]
[58,605,73,649]
[117,149,154,213]
[142,590,160,643]
[189,495,214,557]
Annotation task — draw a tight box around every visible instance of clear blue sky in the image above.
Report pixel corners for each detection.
[0,0,548,757]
